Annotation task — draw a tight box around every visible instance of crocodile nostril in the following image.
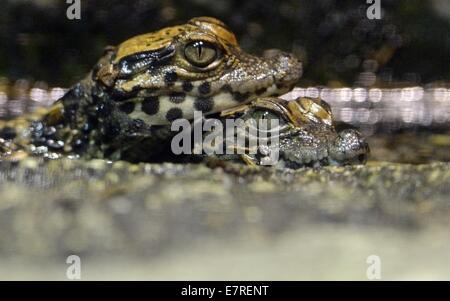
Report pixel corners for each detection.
[358,153,367,164]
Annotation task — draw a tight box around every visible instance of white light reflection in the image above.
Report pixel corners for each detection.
[305,87,319,98]
[50,87,66,102]
[400,87,415,102]
[400,108,415,123]
[0,92,7,105]
[280,88,304,101]
[355,108,370,123]
[433,88,449,102]
[280,86,450,126]
[339,108,354,123]
[30,88,49,103]
[353,88,367,102]
[320,88,333,102]
[368,88,382,102]
[338,88,352,102]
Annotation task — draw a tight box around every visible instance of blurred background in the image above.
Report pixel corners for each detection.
[0,0,448,85]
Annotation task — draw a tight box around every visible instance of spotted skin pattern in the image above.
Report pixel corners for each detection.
[95,16,302,125]
[0,17,302,162]
[0,17,369,167]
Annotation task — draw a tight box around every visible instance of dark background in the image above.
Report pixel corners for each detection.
[0,0,449,87]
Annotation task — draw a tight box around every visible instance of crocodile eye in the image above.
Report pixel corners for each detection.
[245,109,290,138]
[184,41,218,67]
[251,109,287,131]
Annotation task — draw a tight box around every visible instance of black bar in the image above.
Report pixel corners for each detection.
[0,281,448,299]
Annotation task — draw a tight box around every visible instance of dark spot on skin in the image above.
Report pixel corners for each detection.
[142,96,160,115]
[194,97,214,112]
[149,37,164,44]
[276,83,286,90]
[198,82,211,95]
[118,102,135,114]
[63,100,80,117]
[102,121,121,142]
[255,87,266,95]
[166,108,183,122]
[169,92,186,104]
[221,84,233,93]
[182,81,194,92]
[83,116,98,133]
[164,71,178,86]
[127,118,147,134]
[233,92,250,103]
[116,86,140,102]
[96,102,112,118]
[0,127,17,140]
[358,154,367,163]
[220,84,249,103]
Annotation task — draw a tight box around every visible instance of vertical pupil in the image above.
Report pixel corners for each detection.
[197,44,202,59]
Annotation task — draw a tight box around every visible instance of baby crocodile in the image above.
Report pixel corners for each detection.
[196,96,369,168]
[0,17,302,162]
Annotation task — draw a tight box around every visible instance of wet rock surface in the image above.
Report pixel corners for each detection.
[0,152,449,279]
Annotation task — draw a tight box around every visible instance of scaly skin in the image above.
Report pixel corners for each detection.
[0,17,302,162]
[0,17,369,168]
[198,96,369,168]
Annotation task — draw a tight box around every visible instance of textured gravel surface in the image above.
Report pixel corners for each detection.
[0,157,449,280]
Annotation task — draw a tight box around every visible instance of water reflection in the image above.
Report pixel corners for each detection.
[0,79,449,135]
[0,79,67,118]
[282,86,450,135]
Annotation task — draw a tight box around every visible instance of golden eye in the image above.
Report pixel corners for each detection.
[184,41,218,67]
